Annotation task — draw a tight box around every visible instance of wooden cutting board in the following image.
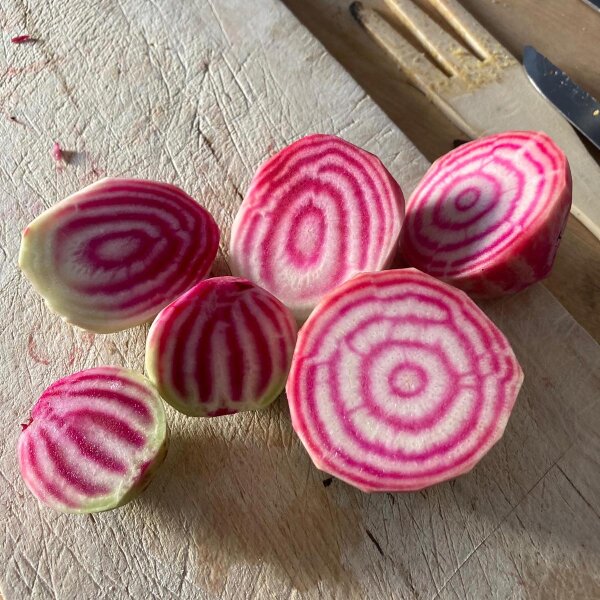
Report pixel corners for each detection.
[1,1,599,598]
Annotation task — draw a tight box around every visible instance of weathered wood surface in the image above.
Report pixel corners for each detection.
[1,1,600,599]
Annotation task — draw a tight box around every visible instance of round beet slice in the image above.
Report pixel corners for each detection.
[286,268,524,492]
[229,134,405,321]
[146,277,297,417]
[400,131,571,297]
[19,178,220,333]
[18,366,168,513]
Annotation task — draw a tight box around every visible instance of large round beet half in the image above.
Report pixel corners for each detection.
[286,268,524,493]
[230,134,404,321]
[19,178,220,333]
[400,131,571,297]
[146,277,297,417]
[18,366,168,513]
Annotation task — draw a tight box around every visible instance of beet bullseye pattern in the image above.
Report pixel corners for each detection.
[146,277,297,417]
[18,366,168,513]
[230,134,405,321]
[19,178,220,333]
[400,131,572,297]
[286,269,524,492]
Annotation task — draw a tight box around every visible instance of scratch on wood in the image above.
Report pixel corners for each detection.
[557,464,600,521]
[198,130,218,162]
[365,528,385,557]
[232,182,243,202]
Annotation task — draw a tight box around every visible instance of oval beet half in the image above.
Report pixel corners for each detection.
[400,131,571,297]
[230,134,404,321]
[18,366,168,513]
[286,269,524,492]
[19,178,220,333]
[146,277,297,417]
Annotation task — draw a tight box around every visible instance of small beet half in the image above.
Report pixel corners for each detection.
[18,366,168,513]
[286,269,523,492]
[400,131,571,297]
[230,134,405,321]
[19,178,220,333]
[146,277,297,417]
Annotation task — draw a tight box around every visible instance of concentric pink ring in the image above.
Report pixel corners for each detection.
[19,178,220,332]
[286,269,524,492]
[400,131,571,297]
[230,134,405,320]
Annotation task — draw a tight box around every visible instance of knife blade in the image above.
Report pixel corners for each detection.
[582,0,600,11]
[523,45,600,151]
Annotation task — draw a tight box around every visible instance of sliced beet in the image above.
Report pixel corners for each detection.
[145,277,297,417]
[19,178,220,333]
[18,366,168,513]
[286,268,523,492]
[400,131,571,297]
[229,134,404,321]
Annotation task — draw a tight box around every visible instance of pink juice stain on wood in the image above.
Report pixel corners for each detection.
[11,34,32,43]
[27,332,50,365]
[67,332,96,365]
[4,59,53,79]
[52,141,64,163]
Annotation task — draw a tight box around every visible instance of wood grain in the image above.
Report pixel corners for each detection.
[1,1,599,599]
[283,0,600,342]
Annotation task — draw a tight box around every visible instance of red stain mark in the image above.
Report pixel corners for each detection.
[67,332,96,365]
[21,416,33,431]
[52,141,63,162]
[11,35,32,44]
[4,59,51,79]
[23,226,30,237]
[28,333,50,365]
[67,347,76,365]
[266,140,275,154]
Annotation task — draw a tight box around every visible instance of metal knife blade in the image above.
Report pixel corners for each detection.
[582,0,600,12]
[523,45,600,151]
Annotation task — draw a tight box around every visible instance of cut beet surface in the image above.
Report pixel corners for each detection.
[19,178,220,333]
[146,276,297,417]
[400,131,572,297]
[18,366,168,513]
[229,134,405,321]
[286,268,524,493]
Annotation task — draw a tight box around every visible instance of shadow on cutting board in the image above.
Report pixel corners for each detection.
[137,322,600,600]
[143,400,364,596]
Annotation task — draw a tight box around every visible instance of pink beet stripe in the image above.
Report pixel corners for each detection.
[230,134,405,321]
[286,269,524,493]
[145,277,298,417]
[400,131,571,297]
[19,178,220,333]
[18,366,168,513]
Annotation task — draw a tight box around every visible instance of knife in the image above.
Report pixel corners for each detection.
[523,46,600,151]
[582,0,600,11]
